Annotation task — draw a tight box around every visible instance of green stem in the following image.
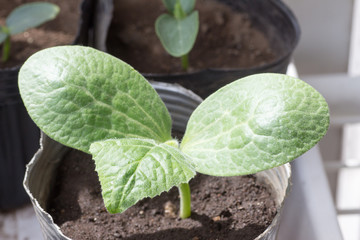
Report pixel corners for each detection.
[178,182,191,219]
[2,36,10,63]
[181,54,189,71]
[174,0,186,20]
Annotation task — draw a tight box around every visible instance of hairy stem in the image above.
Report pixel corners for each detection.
[2,36,10,63]
[178,182,191,218]
[181,54,189,71]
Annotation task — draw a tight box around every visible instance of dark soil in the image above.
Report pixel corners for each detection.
[0,0,83,69]
[49,149,278,240]
[106,0,276,74]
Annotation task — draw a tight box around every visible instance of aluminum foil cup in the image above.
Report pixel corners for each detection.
[24,82,291,239]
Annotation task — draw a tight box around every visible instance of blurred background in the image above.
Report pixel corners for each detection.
[284,0,360,239]
[284,0,356,76]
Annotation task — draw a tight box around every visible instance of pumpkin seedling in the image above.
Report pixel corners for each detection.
[155,0,199,71]
[0,2,59,63]
[19,46,329,219]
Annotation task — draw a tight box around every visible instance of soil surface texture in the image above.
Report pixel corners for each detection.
[49,149,278,240]
[107,0,276,74]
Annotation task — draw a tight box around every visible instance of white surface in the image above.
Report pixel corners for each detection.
[277,146,342,240]
[348,0,360,76]
[283,0,353,75]
[0,204,43,240]
[303,73,360,239]
[337,167,360,210]
[336,122,360,239]
[337,123,360,210]
[338,214,360,240]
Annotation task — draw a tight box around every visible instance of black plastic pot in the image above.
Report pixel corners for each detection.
[0,0,94,210]
[146,0,300,98]
[0,67,40,210]
[84,0,300,98]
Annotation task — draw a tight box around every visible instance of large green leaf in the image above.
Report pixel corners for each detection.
[155,11,199,57]
[181,73,330,176]
[90,138,196,214]
[7,2,59,35]
[19,46,172,153]
[163,0,195,14]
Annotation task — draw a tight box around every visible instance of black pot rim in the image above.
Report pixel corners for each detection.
[0,65,21,72]
[141,0,301,78]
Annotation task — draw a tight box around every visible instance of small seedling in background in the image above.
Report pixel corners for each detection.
[155,0,199,71]
[19,46,329,219]
[0,2,59,63]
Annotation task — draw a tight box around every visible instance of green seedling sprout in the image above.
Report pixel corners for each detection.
[155,0,199,71]
[19,46,329,219]
[0,2,59,63]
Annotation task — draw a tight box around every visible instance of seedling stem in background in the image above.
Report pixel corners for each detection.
[155,0,199,71]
